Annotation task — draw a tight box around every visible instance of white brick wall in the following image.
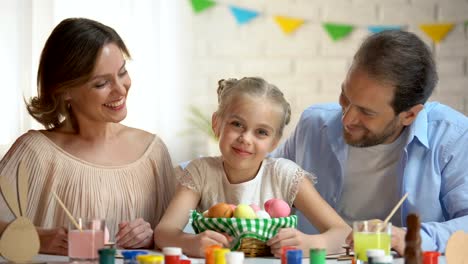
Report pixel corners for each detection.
[183,0,468,156]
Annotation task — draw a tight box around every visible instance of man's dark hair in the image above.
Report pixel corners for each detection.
[353,30,438,114]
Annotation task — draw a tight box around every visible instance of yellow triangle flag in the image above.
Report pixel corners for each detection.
[419,23,455,43]
[274,16,305,35]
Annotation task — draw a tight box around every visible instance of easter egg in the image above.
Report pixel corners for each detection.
[229,204,236,211]
[208,202,233,218]
[256,210,271,219]
[266,199,290,218]
[264,198,276,212]
[234,204,257,219]
[250,204,261,212]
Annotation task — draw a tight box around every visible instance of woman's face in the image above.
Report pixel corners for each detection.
[66,43,131,126]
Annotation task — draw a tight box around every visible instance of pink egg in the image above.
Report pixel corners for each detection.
[264,198,277,212]
[229,204,236,211]
[250,204,261,212]
[266,199,290,218]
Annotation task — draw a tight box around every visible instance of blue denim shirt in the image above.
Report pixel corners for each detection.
[272,102,468,252]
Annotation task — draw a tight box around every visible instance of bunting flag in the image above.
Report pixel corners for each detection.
[274,16,305,35]
[368,25,403,34]
[229,6,259,25]
[323,23,354,41]
[419,23,455,43]
[189,0,216,13]
[188,1,466,42]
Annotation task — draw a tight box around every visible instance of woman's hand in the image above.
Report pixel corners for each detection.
[116,218,154,249]
[185,230,231,257]
[38,226,68,255]
[267,228,324,257]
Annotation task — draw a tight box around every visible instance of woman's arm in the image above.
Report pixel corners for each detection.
[154,185,230,257]
[0,220,67,255]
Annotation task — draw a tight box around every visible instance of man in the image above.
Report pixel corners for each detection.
[273,30,468,254]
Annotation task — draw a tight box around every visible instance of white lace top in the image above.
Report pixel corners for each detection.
[177,157,316,212]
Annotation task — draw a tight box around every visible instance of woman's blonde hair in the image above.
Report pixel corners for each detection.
[27,18,131,129]
[216,77,291,136]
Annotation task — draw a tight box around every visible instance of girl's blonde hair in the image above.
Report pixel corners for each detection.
[216,77,291,136]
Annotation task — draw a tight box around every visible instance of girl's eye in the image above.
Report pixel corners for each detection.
[231,121,242,127]
[258,129,269,136]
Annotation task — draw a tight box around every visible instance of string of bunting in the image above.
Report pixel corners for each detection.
[189,0,467,44]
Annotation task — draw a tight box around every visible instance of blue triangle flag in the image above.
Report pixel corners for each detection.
[368,25,403,34]
[229,5,259,25]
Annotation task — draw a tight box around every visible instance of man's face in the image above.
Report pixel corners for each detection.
[339,67,405,147]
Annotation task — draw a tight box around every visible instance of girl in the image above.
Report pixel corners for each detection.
[154,77,350,257]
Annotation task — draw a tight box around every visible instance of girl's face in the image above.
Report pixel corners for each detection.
[66,43,131,126]
[214,96,283,180]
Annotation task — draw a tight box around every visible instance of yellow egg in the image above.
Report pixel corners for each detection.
[233,204,257,219]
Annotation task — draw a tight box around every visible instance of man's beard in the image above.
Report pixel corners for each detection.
[343,117,401,147]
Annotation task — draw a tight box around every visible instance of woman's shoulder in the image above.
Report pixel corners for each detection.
[0,130,54,170]
[119,125,159,150]
[9,130,53,151]
[120,125,155,142]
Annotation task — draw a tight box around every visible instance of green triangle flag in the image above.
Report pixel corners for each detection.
[189,0,216,13]
[323,23,354,41]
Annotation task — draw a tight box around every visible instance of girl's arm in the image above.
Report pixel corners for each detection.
[268,178,351,257]
[154,184,230,257]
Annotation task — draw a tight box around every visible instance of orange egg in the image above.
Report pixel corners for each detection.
[207,202,234,218]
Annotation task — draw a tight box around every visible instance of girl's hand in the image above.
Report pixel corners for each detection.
[267,228,325,257]
[116,218,154,249]
[187,230,231,257]
[345,231,354,248]
[38,226,68,255]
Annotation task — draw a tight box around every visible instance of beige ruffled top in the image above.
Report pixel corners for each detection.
[0,130,176,240]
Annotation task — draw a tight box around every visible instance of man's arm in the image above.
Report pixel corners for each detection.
[420,129,468,252]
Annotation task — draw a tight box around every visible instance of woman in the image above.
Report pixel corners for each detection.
[0,18,176,255]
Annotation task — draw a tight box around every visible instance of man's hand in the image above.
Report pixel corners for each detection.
[345,224,407,256]
[391,226,406,256]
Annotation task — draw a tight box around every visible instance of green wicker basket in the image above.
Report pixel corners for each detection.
[190,210,297,257]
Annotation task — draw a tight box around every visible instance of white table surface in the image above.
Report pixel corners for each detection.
[0,253,432,264]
